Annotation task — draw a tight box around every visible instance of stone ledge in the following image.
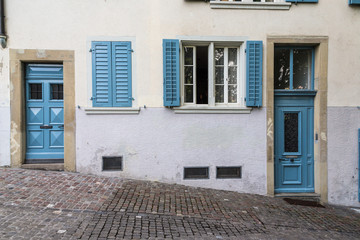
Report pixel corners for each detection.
[210,1,291,10]
[21,163,64,171]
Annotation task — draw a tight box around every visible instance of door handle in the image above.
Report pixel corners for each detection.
[40,125,53,129]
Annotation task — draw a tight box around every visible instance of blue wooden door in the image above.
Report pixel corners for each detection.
[274,96,314,193]
[25,64,64,163]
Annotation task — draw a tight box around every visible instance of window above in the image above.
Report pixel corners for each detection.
[210,0,291,10]
[274,47,314,91]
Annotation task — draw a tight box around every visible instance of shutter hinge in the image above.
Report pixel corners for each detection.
[129,49,134,53]
[129,97,135,101]
[89,48,94,52]
[245,49,247,53]
[90,97,95,100]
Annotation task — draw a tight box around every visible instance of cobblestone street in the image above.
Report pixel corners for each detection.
[0,168,359,239]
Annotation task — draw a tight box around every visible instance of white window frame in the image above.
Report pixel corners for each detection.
[179,40,247,109]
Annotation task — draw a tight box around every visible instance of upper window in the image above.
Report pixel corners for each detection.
[91,41,132,107]
[183,45,241,106]
[274,47,314,90]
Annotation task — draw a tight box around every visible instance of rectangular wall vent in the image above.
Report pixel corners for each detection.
[216,166,242,179]
[184,167,209,179]
[102,156,123,171]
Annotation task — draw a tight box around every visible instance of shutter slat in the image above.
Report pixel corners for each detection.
[92,42,112,107]
[246,41,263,107]
[112,42,132,107]
[163,39,180,107]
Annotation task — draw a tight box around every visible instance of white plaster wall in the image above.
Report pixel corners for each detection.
[0,49,10,166]
[328,107,360,207]
[76,108,267,194]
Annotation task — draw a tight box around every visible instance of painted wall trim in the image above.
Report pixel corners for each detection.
[9,49,76,172]
[266,36,328,203]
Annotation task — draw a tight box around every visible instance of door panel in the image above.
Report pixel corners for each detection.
[275,97,314,193]
[25,64,64,162]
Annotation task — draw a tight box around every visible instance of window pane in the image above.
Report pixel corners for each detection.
[215,85,224,103]
[30,83,42,100]
[215,48,224,65]
[185,85,193,103]
[284,113,299,153]
[228,85,237,103]
[184,66,193,84]
[293,49,311,90]
[228,66,237,84]
[50,84,63,100]
[228,48,237,66]
[274,49,290,89]
[184,47,193,65]
[215,67,224,84]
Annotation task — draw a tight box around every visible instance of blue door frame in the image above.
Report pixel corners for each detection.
[274,95,314,193]
[25,64,64,162]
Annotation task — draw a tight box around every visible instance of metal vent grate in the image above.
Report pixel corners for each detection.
[102,156,123,171]
[184,167,209,179]
[216,166,241,179]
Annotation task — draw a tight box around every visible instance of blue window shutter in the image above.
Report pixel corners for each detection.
[163,39,180,107]
[92,41,112,107]
[246,41,263,108]
[349,0,360,5]
[286,0,318,2]
[112,42,132,107]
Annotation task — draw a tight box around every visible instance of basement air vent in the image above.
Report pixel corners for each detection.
[102,156,123,171]
[216,166,241,179]
[184,167,209,179]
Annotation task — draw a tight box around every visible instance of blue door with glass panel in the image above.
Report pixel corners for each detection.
[25,64,64,163]
[274,47,315,193]
[274,97,314,193]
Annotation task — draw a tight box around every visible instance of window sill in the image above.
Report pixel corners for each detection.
[84,107,140,115]
[210,1,291,10]
[173,106,252,114]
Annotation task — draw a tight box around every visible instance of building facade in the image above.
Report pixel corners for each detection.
[0,0,359,207]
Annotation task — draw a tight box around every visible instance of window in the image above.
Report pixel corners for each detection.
[91,41,132,107]
[183,45,240,105]
[274,47,314,91]
[102,156,123,171]
[163,39,263,109]
[184,167,209,179]
[216,167,242,179]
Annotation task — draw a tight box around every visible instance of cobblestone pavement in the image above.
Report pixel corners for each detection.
[1,168,360,239]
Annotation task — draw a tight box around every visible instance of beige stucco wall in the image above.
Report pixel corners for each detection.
[1,0,359,108]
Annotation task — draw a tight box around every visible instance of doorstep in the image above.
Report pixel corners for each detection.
[275,193,321,202]
[21,163,64,171]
